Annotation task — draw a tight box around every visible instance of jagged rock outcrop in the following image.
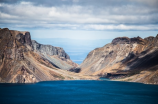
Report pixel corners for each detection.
[0,28,80,83]
[31,40,78,70]
[32,40,70,59]
[80,35,158,84]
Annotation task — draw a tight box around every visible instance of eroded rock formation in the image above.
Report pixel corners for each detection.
[0,28,80,83]
[80,35,158,84]
[31,40,78,70]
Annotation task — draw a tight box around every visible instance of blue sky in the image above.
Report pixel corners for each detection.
[0,0,158,64]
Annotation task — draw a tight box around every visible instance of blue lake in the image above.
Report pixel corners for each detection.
[0,80,158,104]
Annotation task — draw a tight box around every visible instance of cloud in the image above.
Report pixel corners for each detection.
[0,0,158,31]
[83,24,158,31]
[131,0,158,8]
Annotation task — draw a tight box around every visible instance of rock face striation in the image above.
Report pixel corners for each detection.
[31,40,78,70]
[32,40,70,59]
[80,35,158,84]
[0,28,78,83]
[1,28,157,84]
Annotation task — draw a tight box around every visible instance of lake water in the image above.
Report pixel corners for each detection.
[0,80,158,104]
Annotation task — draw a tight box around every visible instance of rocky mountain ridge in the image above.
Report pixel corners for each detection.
[32,40,70,59]
[80,35,158,84]
[31,40,78,70]
[0,28,87,83]
[1,27,158,84]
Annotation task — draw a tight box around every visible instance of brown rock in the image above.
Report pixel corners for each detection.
[0,28,79,83]
[80,34,158,84]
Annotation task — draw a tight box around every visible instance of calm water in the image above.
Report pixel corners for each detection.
[0,80,158,104]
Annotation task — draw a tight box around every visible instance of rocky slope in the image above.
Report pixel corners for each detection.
[80,35,158,84]
[0,28,93,83]
[31,40,78,70]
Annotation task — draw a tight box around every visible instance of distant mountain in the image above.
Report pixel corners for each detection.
[80,35,158,84]
[32,38,112,64]
[31,40,78,70]
[0,28,85,83]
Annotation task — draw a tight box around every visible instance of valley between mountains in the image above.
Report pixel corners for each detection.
[0,28,158,84]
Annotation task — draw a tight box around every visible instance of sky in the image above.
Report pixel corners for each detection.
[0,0,158,64]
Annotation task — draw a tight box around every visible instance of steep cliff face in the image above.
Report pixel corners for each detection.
[0,28,81,83]
[32,40,70,59]
[31,40,78,70]
[0,28,38,83]
[80,35,158,84]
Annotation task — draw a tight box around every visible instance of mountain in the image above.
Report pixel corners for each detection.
[80,35,158,84]
[0,28,94,83]
[1,28,157,84]
[31,40,78,70]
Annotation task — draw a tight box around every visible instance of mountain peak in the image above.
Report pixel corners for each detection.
[80,34,158,84]
[0,28,79,83]
[112,37,130,44]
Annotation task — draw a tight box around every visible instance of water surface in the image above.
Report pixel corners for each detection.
[0,80,158,104]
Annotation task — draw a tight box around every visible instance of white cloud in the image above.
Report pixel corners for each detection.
[20,1,32,5]
[83,24,158,30]
[0,12,18,19]
[0,0,158,31]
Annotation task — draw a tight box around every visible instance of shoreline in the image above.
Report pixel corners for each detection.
[0,78,158,85]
